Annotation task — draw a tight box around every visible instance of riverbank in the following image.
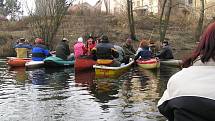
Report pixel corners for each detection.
[0,15,195,58]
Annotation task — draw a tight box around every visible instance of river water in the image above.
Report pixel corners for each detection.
[0,58,180,121]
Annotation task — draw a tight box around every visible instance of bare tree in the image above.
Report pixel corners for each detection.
[159,0,172,42]
[127,0,136,40]
[195,0,204,42]
[29,0,74,49]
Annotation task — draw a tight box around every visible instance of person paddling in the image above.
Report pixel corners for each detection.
[32,38,50,61]
[92,35,120,67]
[14,38,32,58]
[156,39,174,60]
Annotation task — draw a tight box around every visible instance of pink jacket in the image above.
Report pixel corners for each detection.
[74,42,85,58]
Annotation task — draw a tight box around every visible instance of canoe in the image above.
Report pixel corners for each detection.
[25,61,44,69]
[137,58,160,69]
[74,56,96,71]
[7,57,31,67]
[160,59,182,67]
[93,61,134,78]
[44,56,75,67]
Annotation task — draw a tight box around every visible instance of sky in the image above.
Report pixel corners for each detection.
[19,0,99,16]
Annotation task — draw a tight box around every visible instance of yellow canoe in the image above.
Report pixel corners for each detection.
[137,58,160,69]
[93,61,134,78]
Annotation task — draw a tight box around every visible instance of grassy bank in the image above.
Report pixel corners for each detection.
[0,32,17,57]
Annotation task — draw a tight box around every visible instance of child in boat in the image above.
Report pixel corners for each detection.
[31,38,50,61]
[14,38,32,58]
[74,37,85,58]
[134,39,153,60]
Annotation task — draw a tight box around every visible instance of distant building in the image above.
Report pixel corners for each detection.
[68,2,94,15]
[192,0,215,18]
[133,0,159,15]
[94,0,126,14]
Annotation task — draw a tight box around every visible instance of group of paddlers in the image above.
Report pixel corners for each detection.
[12,21,215,121]
[73,35,174,67]
[13,34,174,66]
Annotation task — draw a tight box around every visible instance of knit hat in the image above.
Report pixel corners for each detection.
[77,37,83,43]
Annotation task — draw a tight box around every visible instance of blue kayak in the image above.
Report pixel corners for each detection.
[44,56,75,67]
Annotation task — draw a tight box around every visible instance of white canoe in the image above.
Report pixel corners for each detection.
[160,59,182,67]
[25,61,44,68]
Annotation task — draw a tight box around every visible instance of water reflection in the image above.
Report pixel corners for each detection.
[75,70,94,86]
[8,67,28,84]
[118,68,166,121]
[91,79,119,103]
[0,57,181,121]
[29,68,48,85]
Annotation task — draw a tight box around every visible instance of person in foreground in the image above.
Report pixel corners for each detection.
[156,39,174,59]
[32,38,50,61]
[158,22,215,121]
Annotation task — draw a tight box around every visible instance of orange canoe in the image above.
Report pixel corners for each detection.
[7,57,31,67]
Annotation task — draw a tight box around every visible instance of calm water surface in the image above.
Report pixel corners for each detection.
[0,58,180,121]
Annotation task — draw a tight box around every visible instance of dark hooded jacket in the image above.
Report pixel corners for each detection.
[56,41,70,60]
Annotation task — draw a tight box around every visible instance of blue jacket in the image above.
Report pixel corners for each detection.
[135,47,153,60]
[14,43,32,49]
[32,44,50,61]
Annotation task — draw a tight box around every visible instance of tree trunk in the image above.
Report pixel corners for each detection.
[159,0,172,43]
[195,0,204,42]
[127,0,136,40]
[130,0,136,40]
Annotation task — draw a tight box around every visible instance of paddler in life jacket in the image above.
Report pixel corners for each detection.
[31,38,50,61]
[14,38,32,58]
[92,35,121,67]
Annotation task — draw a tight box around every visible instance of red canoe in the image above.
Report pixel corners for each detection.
[7,57,31,67]
[75,56,96,71]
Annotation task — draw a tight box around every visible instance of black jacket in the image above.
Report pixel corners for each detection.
[55,41,70,60]
[95,43,119,59]
[156,45,174,59]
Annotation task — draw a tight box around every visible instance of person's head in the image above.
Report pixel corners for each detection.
[139,39,149,48]
[62,38,68,42]
[35,38,45,45]
[101,35,109,43]
[182,22,215,67]
[87,38,94,45]
[126,37,132,45]
[19,38,25,43]
[162,40,169,47]
[77,37,83,43]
